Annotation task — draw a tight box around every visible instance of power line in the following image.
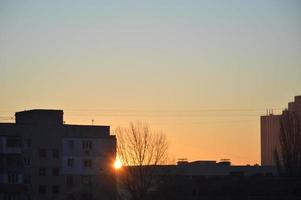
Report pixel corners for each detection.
[0,108,283,113]
[0,116,14,121]
[0,108,283,123]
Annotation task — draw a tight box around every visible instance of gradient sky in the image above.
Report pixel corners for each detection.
[1,0,301,164]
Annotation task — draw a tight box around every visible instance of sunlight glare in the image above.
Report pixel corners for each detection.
[114,158,122,170]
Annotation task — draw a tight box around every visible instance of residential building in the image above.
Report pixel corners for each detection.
[261,114,281,166]
[0,109,116,200]
[261,95,301,166]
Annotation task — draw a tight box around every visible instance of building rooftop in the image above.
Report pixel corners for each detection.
[15,109,64,125]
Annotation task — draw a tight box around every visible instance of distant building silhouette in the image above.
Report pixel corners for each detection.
[118,160,278,200]
[261,96,301,166]
[153,162,299,200]
[0,109,116,200]
[156,159,277,177]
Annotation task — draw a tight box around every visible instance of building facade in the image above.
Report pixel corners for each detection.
[0,109,116,200]
[261,114,281,166]
[261,95,301,166]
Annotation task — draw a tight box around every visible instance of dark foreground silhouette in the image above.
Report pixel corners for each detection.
[152,175,301,200]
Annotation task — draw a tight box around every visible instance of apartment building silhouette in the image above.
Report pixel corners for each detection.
[261,95,301,166]
[0,109,116,200]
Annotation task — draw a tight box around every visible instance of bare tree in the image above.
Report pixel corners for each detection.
[275,110,301,176]
[115,122,169,200]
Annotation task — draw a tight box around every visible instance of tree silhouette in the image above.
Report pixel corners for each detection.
[275,110,301,176]
[116,122,169,200]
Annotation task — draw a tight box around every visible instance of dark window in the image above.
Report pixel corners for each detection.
[39,168,46,176]
[66,176,74,186]
[39,185,46,194]
[82,193,93,200]
[24,158,31,166]
[3,193,21,200]
[82,141,92,150]
[52,185,60,194]
[8,173,19,183]
[67,158,74,168]
[39,149,46,158]
[52,168,59,176]
[24,176,31,184]
[83,159,92,168]
[7,157,20,168]
[26,139,31,148]
[67,194,75,200]
[0,157,3,166]
[82,176,92,185]
[6,137,21,148]
[68,140,74,152]
[52,149,59,159]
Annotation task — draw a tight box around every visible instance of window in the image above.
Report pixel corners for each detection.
[52,185,60,194]
[52,168,59,176]
[8,173,19,184]
[66,176,74,186]
[82,176,92,185]
[26,139,31,148]
[82,193,93,200]
[6,157,20,168]
[24,159,31,167]
[39,185,46,194]
[52,149,59,159]
[68,140,74,152]
[67,158,74,168]
[24,176,31,184]
[2,193,21,200]
[82,141,92,150]
[83,159,92,168]
[39,149,46,158]
[39,168,46,176]
[6,157,13,165]
[6,137,21,148]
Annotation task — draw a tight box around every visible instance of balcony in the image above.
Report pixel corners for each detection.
[0,137,22,154]
[0,173,23,184]
[0,147,22,154]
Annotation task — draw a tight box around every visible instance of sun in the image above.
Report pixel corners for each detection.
[114,158,122,170]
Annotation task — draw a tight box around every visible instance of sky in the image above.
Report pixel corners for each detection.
[1,0,301,165]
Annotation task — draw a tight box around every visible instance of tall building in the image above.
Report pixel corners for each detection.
[0,109,116,200]
[261,95,301,166]
[260,114,281,166]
